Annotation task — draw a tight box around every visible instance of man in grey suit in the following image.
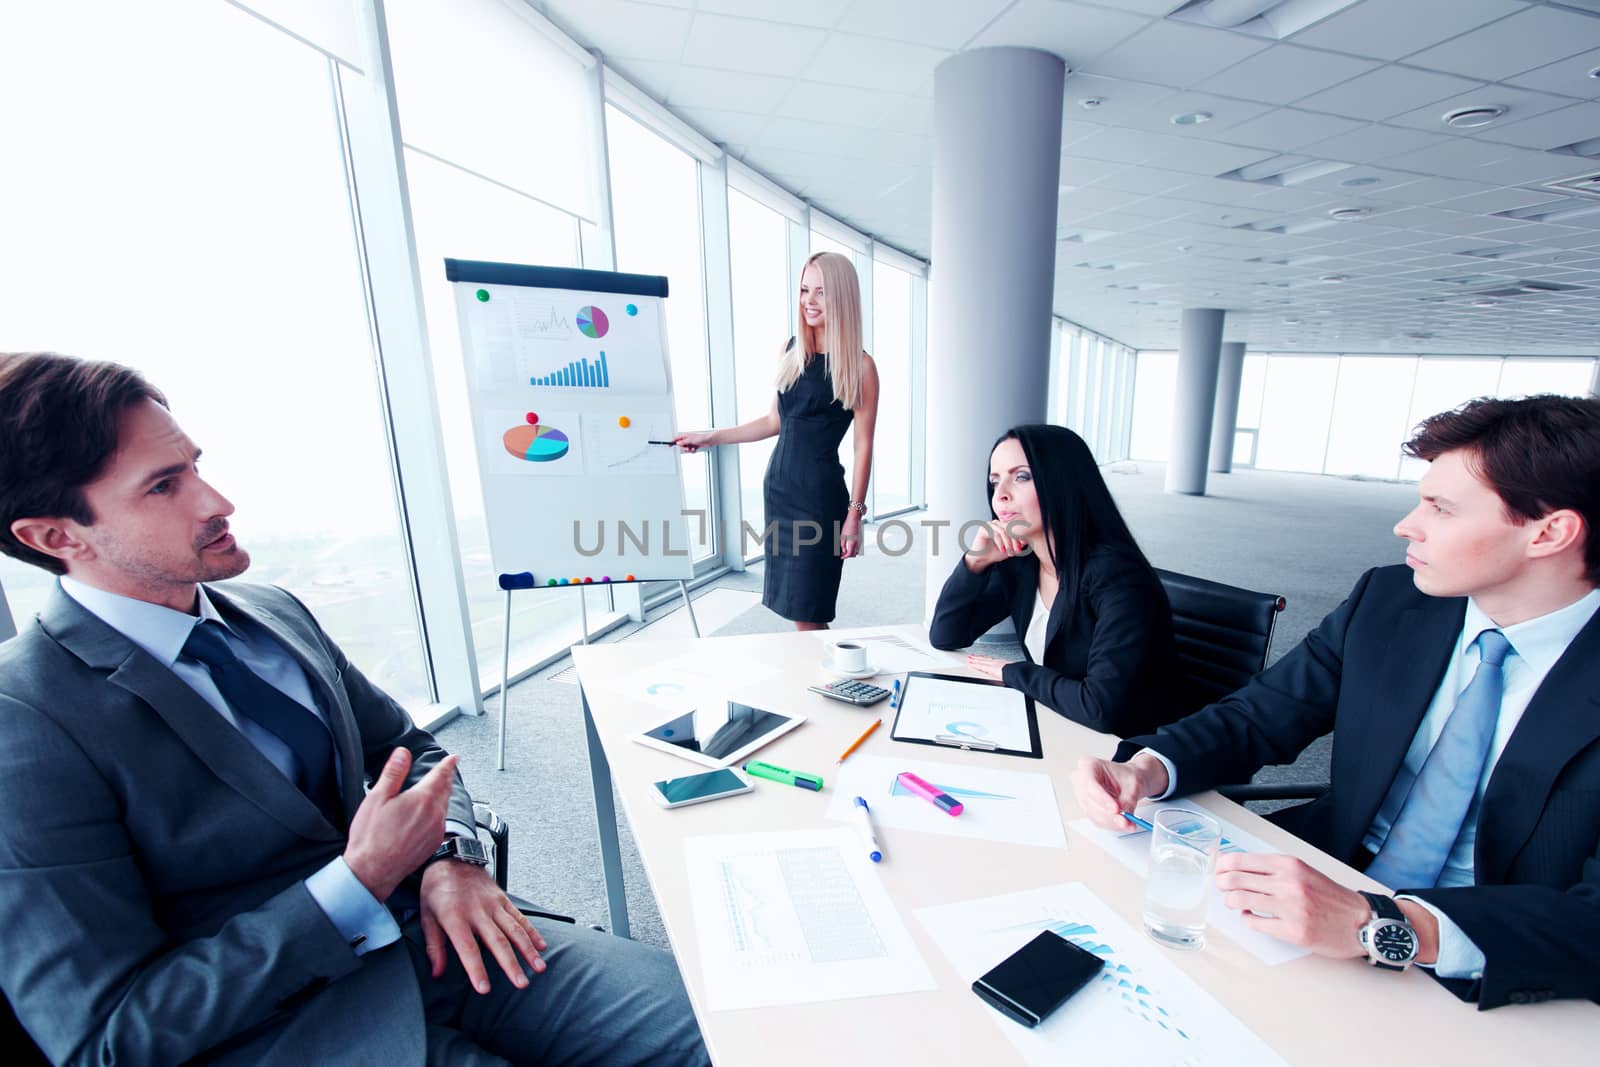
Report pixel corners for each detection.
[0,352,709,1066]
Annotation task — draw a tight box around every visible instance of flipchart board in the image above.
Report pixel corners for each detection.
[446,259,693,588]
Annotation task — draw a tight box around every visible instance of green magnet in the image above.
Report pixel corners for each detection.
[476,289,490,302]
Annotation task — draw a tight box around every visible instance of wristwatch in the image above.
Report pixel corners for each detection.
[427,834,491,869]
[1358,891,1419,971]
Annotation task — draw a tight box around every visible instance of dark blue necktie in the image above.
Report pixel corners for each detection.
[1366,629,1513,890]
[183,621,340,823]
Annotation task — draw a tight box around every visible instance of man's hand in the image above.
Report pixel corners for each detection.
[420,859,548,994]
[1071,754,1170,831]
[966,653,1014,682]
[344,748,458,902]
[1214,853,1369,957]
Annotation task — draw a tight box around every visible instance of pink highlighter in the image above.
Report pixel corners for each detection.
[897,771,964,817]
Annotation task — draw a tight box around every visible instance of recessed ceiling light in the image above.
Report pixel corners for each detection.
[1328,207,1370,221]
[1472,299,1498,308]
[1079,97,1104,110]
[1443,105,1506,128]
[1171,111,1213,126]
[1318,274,1348,283]
[1588,66,1600,80]
[1340,176,1381,187]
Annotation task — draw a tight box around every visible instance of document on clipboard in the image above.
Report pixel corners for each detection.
[890,672,1042,759]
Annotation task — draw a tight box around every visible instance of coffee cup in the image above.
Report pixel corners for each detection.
[829,641,868,674]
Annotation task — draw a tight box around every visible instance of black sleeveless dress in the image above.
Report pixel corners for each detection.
[762,352,854,624]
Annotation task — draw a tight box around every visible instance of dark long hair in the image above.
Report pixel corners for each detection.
[988,424,1152,604]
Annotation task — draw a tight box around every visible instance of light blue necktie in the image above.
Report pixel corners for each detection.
[1366,629,1513,890]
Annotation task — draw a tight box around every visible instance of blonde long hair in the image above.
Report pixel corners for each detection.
[775,251,866,411]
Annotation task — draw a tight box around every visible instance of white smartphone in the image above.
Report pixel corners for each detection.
[650,767,754,809]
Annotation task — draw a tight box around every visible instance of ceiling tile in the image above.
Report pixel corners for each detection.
[672,106,770,145]
[773,81,885,124]
[1219,108,1368,151]
[665,65,795,112]
[693,0,853,29]
[836,0,1013,50]
[1386,84,1577,135]
[1196,45,1380,105]
[541,0,693,63]
[1295,65,1484,122]
[874,92,935,135]
[801,31,949,90]
[1090,165,1195,196]
[1305,123,1454,163]
[1469,147,1600,185]
[1288,0,1527,63]
[1437,186,1570,214]
[1373,176,1499,205]
[1505,46,1600,99]
[1061,74,1183,125]
[1382,137,1516,175]
[966,0,1150,63]
[680,13,826,77]
[1405,5,1600,82]
[1083,20,1272,89]
[1476,101,1600,151]
[1109,90,1274,134]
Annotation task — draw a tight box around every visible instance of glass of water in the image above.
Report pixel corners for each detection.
[1142,808,1221,950]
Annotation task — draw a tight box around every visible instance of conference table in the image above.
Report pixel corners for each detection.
[570,624,1595,1066]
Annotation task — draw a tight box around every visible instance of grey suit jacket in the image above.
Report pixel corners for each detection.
[0,581,472,1065]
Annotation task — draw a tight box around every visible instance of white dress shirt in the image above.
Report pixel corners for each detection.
[60,576,401,957]
[1141,586,1600,979]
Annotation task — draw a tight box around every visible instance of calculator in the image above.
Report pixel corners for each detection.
[808,679,893,706]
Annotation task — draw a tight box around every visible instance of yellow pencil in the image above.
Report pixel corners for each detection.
[836,718,883,764]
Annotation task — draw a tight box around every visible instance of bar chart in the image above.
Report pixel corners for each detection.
[531,350,610,389]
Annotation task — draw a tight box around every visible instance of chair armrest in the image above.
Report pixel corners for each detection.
[1217,782,1330,802]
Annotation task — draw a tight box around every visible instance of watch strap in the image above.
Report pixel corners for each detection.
[428,834,490,868]
[1360,891,1404,921]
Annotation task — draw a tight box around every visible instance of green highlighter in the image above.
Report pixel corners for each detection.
[743,760,823,792]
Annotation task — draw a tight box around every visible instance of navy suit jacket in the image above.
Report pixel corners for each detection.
[929,545,1183,736]
[1116,565,1600,1009]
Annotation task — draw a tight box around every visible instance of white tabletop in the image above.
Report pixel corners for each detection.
[571,624,1597,1067]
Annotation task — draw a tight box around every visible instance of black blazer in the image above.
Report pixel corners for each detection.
[928,545,1182,736]
[1116,565,1600,1009]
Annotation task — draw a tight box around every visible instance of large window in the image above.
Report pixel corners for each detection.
[387,0,608,692]
[727,188,789,556]
[607,105,715,562]
[0,0,428,706]
[1130,351,1598,481]
[871,261,914,514]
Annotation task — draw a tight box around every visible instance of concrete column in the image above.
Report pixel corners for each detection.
[1209,341,1246,473]
[1165,308,1226,495]
[923,47,1064,621]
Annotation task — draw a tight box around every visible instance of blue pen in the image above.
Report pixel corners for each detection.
[1120,810,1240,852]
[889,679,902,708]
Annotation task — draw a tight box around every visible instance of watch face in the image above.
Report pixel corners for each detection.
[1373,921,1416,962]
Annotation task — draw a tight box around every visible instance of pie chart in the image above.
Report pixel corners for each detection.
[503,423,570,462]
[576,305,609,339]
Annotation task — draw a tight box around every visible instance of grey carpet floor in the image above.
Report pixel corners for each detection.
[435,462,1422,948]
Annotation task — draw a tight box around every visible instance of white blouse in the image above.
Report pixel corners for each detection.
[1023,589,1050,665]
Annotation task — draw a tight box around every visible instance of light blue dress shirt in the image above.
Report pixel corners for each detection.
[1141,586,1600,979]
[61,577,401,957]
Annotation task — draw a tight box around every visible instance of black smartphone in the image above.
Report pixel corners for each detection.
[971,929,1103,1028]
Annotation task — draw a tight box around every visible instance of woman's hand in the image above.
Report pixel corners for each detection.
[672,430,716,453]
[964,518,1030,573]
[840,512,864,560]
[966,653,1014,682]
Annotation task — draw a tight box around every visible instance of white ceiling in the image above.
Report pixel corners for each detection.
[532,0,1600,355]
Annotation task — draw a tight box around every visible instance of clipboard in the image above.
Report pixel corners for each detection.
[889,671,1042,759]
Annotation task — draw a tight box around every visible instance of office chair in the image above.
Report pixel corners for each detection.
[0,805,575,1065]
[1153,569,1325,804]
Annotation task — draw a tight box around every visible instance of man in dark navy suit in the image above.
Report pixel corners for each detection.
[1075,394,1600,1009]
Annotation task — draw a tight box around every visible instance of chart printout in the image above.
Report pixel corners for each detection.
[918,882,1290,1067]
[684,829,935,1011]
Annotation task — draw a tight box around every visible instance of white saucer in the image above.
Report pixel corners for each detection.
[819,656,881,679]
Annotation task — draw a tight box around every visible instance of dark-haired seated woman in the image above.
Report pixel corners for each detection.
[929,424,1182,737]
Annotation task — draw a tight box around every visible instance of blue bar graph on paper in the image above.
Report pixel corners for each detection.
[529,349,615,390]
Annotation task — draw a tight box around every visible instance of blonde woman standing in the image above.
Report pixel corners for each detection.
[675,251,879,630]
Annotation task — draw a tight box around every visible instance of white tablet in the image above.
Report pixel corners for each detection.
[633,702,805,769]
